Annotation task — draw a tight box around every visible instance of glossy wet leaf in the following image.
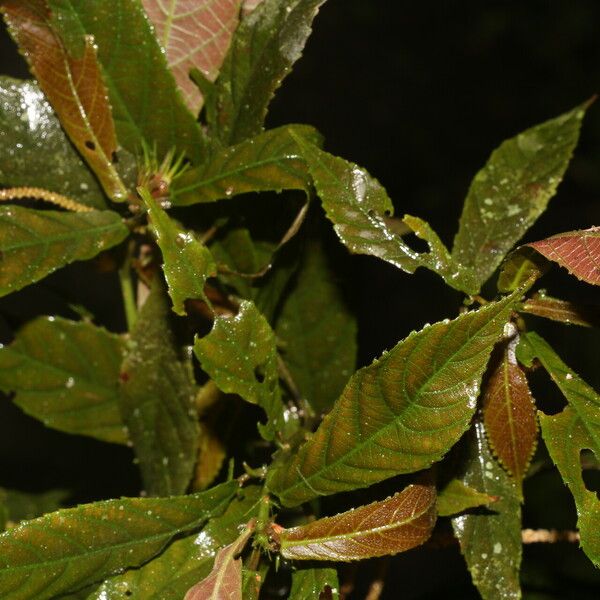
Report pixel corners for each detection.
[279,484,436,561]
[141,189,217,315]
[90,485,261,600]
[437,479,496,517]
[0,317,127,444]
[267,290,521,507]
[142,0,242,114]
[184,520,254,600]
[46,0,205,162]
[483,326,538,489]
[171,124,321,206]
[516,332,600,566]
[0,77,106,209]
[451,102,589,293]
[276,240,357,414]
[289,567,339,600]
[0,481,237,600]
[0,488,68,530]
[2,1,126,200]
[214,0,326,144]
[452,421,522,600]
[497,246,548,293]
[120,280,199,496]
[194,300,291,441]
[0,206,128,297]
[527,227,600,286]
[519,293,600,327]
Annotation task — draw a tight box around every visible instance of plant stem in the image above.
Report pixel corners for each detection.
[119,250,137,331]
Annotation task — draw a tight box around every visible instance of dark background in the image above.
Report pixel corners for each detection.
[1,1,600,598]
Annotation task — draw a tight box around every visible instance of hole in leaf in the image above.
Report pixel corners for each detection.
[254,366,265,384]
[403,233,429,254]
[85,140,96,151]
[580,449,600,499]
[320,586,333,600]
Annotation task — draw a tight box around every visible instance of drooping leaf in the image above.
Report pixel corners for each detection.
[276,239,357,414]
[141,189,217,315]
[0,488,68,529]
[119,279,199,496]
[90,485,262,600]
[45,0,206,162]
[214,0,326,145]
[0,316,128,444]
[194,299,293,441]
[289,567,339,600]
[497,246,548,293]
[278,484,436,561]
[1,0,127,201]
[516,332,600,566]
[436,479,496,517]
[452,421,522,600]
[184,520,255,600]
[519,292,600,328]
[451,102,589,293]
[0,482,237,600]
[142,0,243,114]
[0,77,106,209]
[267,290,521,507]
[170,124,321,206]
[0,206,128,297]
[482,324,538,490]
[526,227,600,286]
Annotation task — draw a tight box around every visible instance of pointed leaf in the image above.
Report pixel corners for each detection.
[437,479,496,517]
[289,567,339,600]
[451,102,589,292]
[276,240,357,414]
[214,0,326,144]
[0,316,128,444]
[120,280,199,496]
[0,206,128,297]
[0,77,106,209]
[90,485,262,600]
[278,484,436,561]
[142,0,243,114]
[516,332,600,566]
[45,0,205,162]
[267,290,521,507]
[519,293,600,328]
[1,0,126,200]
[0,481,237,600]
[0,489,68,529]
[483,324,538,488]
[141,189,217,315]
[184,520,254,600]
[194,300,292,441]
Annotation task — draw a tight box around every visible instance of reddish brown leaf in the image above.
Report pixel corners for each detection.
[483,323,538,489]
[277,484,436,561]
[1,0,126,201]
[142,0,242,114]
[528,226,600,285]
[520,292,600,328]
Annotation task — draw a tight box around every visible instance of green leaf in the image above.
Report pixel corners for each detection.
[497,247,548,293]
[0,316,128,444]
[46,0,206,162]
[276,240,357,414]
[437,479,496,517]
[141,189,217,315]
[0,77,106,209]
[289,567,339,600]
[267,289,521,507]
[214,0,326,145]
[0,481,237,600]
[0,488,68,529]
[278,484,436,561]
[451,102,589,293]
[516,332,600,567]
[170,124,321,206]
[141,0,243,114]
[90,485,262,600]
[0,206,128,297]
[120,280,199,496]
[194,300,292,441]
[452,421,522,600]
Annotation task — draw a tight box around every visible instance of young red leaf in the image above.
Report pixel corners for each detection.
[1,0,126,201]
[519,292,600,328]
[483,323,538,490]
[277,484,436,561]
